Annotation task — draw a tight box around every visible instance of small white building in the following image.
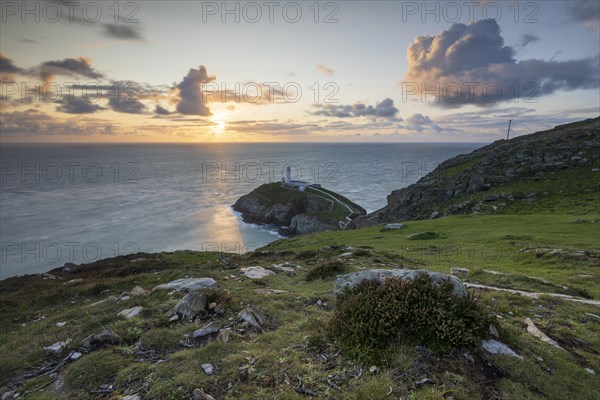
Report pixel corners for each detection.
[281,166,311,191]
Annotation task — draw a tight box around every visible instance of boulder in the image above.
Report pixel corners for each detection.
[170,292,207,321]
[240,266,275,279]
[334,269,467,299]
[153,278,218,292]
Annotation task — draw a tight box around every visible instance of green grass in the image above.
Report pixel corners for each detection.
[1,214,598,399]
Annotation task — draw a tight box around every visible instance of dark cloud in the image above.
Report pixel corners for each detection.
[310,98,399,118]
[21,39,40,44]
[104,24,143,40]
[155,105,174,115]
[518,33,540,49]
[38,57,104,82]
[404,19,600,108]
[57,96,105,114]
[176,66,215,116]
[0,54,23,83]
[568,1,600,31]
[78,81,149,114]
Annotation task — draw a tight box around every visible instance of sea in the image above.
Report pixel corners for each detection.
[0,142,482,279]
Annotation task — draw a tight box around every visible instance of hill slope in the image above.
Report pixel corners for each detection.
[354,117,600,226]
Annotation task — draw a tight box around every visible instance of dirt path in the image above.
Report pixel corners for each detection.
[464,282,600,307]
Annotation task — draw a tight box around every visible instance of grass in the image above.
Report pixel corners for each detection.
[1,211,597,399]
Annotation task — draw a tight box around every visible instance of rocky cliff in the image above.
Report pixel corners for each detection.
[353,117,600,226]
[233,182,365,235]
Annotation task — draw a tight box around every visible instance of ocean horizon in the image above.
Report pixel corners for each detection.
[0,142,482,279]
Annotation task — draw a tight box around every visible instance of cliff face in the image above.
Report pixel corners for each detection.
[233,182,363,235]
[353,117,600,226]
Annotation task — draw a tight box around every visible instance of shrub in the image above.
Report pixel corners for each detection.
[140,328,182,352]
[329,275,490,363]
[408,231,442,240]
[305,260,345,281]
[353,249,371,257]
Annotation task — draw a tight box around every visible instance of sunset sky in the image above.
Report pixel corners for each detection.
[1,0,599,142]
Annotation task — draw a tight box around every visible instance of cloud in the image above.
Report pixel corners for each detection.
[0,109,119,137]
[37,57,104,82]
[57,96,105,114]
[0,53,23,83]
[518,33,540,49]
[104,24,143,40]
[316,64,335,76]
[310,98,399,119]
[404,19,600,108]
[568,0,600,31]
[21,39,40,44]
[176,66,215,116]
[404,113,443,132]
[155,105,173,115]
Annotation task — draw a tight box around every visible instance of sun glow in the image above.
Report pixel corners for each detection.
[210,111,229,135]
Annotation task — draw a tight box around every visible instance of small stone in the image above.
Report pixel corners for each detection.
[240,266,275,279]
[238,306,266,331]
[217,330,230,344]
[120,395,142,400]
[63,278,83,286]
[129,286,148,296]
[585,368,595,374]
[169,315,180,322]
[369,366,377,373]
[416,378,434,386]
[208,302,217,311]
[56,321,66,328]
[81,329,122,349]
[44,340,70,356]
[119,295,131,302]
[70,351,82,361]
[482,339,523,359]
[117,306,144,319]
[463,352,475,363]
[382,223,404,230]
[192,325,220,339]
[201,363,214,375]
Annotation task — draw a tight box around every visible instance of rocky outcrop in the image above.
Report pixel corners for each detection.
[353,117,600,225]
[334,269,467,299]
[233,182,365,235]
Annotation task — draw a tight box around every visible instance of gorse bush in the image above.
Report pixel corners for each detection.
[329,275,490,362]
[305,260,345,281]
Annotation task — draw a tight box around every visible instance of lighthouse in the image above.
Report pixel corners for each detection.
[286,166,292,183]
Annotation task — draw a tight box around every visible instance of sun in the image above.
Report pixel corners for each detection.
[210,111,229,135]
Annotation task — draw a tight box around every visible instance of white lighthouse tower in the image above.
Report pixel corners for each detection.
[286,166,292,183]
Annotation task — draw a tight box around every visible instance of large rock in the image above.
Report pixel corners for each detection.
[170,292,207,321]
[153,278,218,292]
[334,269,467,299]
